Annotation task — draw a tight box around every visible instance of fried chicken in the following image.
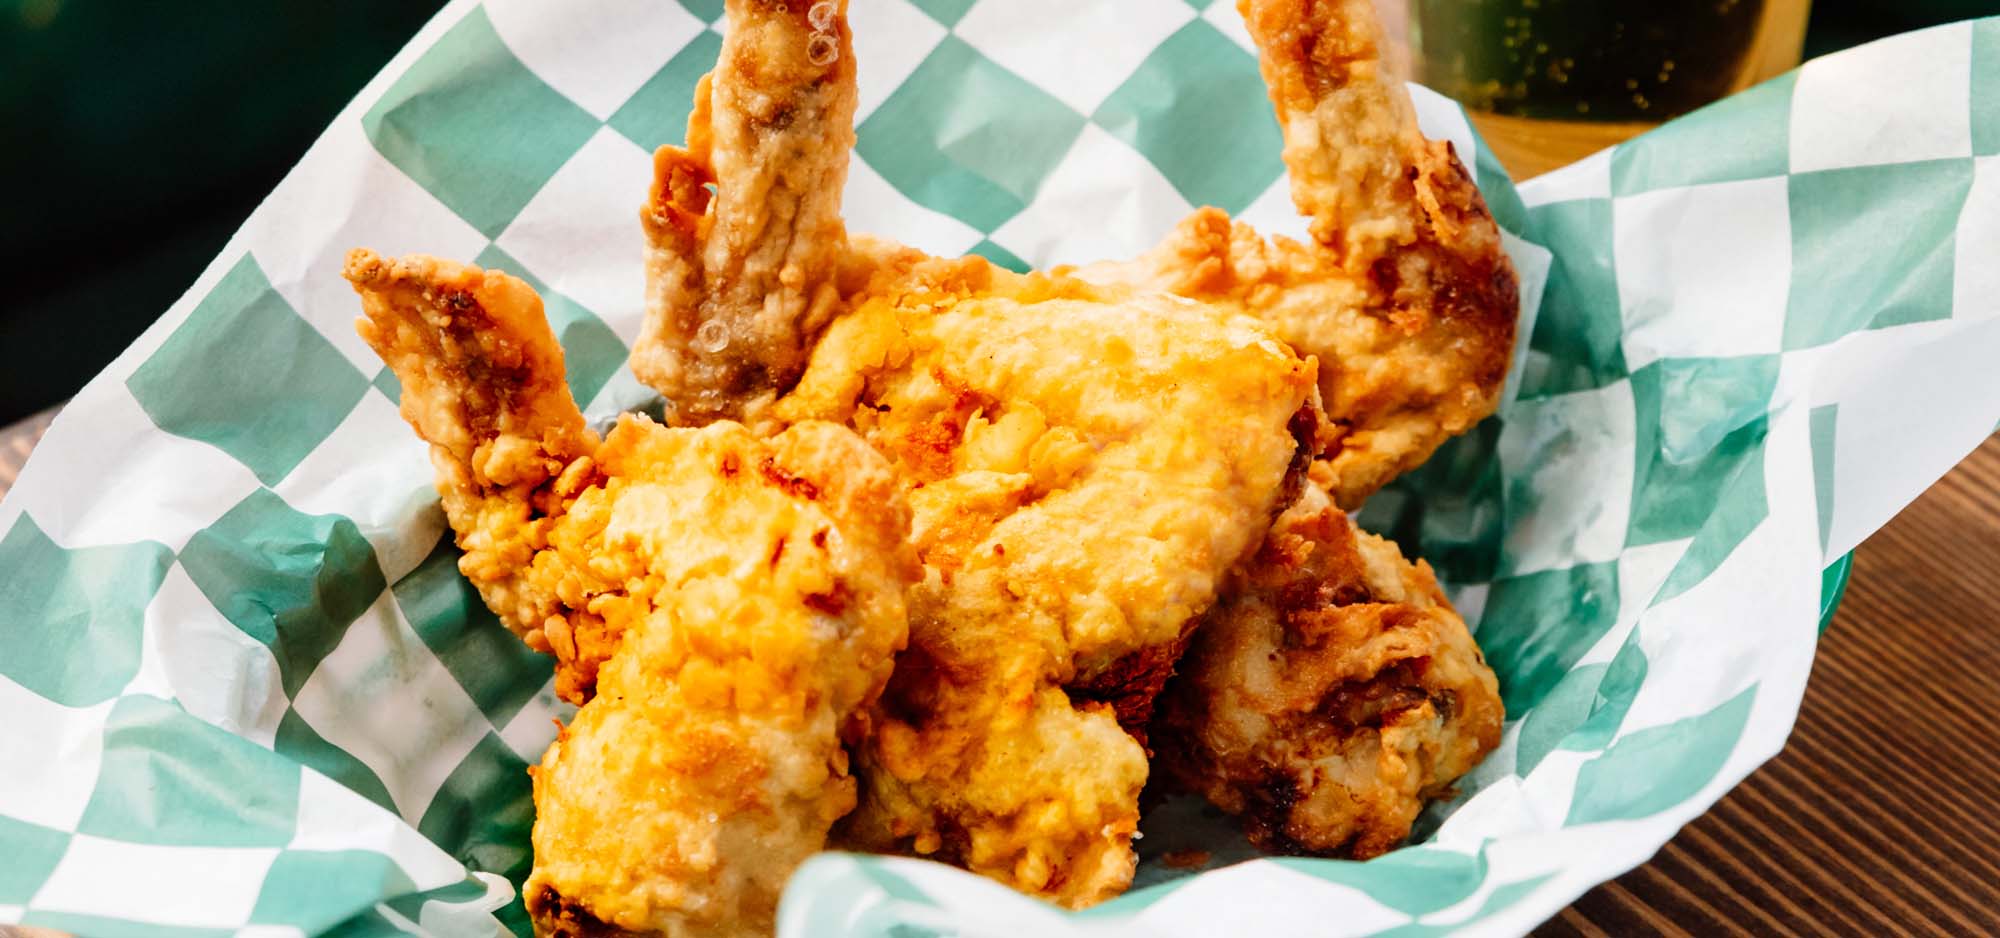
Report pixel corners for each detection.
[339,0,1523,925]
[1072,0,1518,508]
[629,0,856,426]
[1152,485,1502,858]
[775,247,1319,904]
[346,249,611,702]
[346,250,915,938]
[613,0,1508,910]
[625,0,1325,908]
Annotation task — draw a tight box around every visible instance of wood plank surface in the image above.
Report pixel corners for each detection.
[1538,432,2000,937]
[3,409,1994,935]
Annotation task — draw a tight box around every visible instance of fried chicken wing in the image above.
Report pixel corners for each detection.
[1153,485,1501,857]
[630,0,857,425]
[1073,0,1518,508]
[348,251,915,937]
[347,249,614,701]
[775,249,1320,904]
[526,418,913,938]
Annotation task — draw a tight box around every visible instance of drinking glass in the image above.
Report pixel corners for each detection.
[1380,0,1812,178]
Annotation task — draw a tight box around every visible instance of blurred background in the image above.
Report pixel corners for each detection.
[0,0,1992,425]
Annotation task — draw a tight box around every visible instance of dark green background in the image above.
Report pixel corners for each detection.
[0,0,1988,424]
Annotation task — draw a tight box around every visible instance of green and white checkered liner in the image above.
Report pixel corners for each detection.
[2,1,1997,932]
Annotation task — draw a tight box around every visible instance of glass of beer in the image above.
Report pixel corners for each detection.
[1380,0,1812,179]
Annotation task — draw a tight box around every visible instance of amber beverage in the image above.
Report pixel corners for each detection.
[1384,0,1810,178]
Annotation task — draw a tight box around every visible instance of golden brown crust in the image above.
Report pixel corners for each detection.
[1066,400,1320,751]
[1153,486,1503,857]
[605,0,1510,913]
[524,419,913,938]
[354,251,915,937]
[1072,0,1518,508]
[345,249,616,701]
[346,250,591,462]
[632,0,859,425]
[778,258,1320,906]
[1137,1,1512,850]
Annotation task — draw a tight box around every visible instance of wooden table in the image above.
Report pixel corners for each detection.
[2,409,1994,936]
[1540,432,2000,938]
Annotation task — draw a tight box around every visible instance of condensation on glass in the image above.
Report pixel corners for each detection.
[1378,0,1810,177]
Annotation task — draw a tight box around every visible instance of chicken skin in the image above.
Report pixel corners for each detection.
[1074,0,1519,508]
[345,250,608,702]
[346,250,916,938]
[630,0,857,426]
[1153,485,1502,858]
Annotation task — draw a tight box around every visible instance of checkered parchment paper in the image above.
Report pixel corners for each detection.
[4,2,1999,935]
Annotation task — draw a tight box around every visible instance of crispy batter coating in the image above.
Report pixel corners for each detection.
[346,249,615,701]
[348,251,915,938]
[1073,0,1518,508]
[625,0,1325,906]
[616,0,1509,912]
[777,244,1320,906]
[526,419,913,938]
[632,0,858,425]
[1153,485,1502,858]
